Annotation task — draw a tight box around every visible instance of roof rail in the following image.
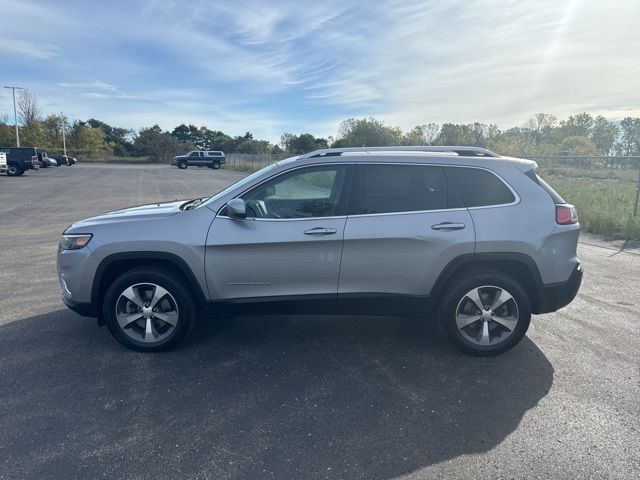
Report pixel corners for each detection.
[299,146,500,159]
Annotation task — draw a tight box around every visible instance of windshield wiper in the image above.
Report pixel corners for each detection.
[182,197,209,210]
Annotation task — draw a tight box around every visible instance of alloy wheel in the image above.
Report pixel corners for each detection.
[115,283,179,343]
[455,285,519,346]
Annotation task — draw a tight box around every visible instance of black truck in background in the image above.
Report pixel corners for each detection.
[0,147,40,176]
[171,151,226,169]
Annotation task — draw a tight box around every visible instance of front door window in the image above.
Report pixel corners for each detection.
[241,165,348,219]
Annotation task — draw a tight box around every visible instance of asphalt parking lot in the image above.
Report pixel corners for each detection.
[0,164,639,480]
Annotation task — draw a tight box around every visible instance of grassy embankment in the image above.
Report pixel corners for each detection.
[538,165,640,241]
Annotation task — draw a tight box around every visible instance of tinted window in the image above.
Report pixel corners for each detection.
[350,164,451,215]
[452,167,515,207]
[241,165,348,219]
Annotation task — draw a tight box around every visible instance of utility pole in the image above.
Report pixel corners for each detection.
[3,86,23,147]
[60,111,67,156]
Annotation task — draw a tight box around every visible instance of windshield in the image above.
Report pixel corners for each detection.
[201,163,279,208]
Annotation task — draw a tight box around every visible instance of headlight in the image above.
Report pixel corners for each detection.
[59,233,92,250]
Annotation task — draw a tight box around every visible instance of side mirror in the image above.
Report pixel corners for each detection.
[226,198,246,219]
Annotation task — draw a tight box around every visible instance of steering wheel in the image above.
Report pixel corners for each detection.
[265,198,282,218]
[244,200,264,218]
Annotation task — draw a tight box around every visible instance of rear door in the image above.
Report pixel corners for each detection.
[338,163,475,307]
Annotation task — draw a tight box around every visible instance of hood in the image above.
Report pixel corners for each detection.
[69,200,185,229]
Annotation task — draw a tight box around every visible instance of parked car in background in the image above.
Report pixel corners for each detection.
[172,151,225,169]
[0,147,39,176]
[58,146,581,355]
[0,152,7,174]
[37,151,58,168]
[66,155,77,165]
[48,153,69,166]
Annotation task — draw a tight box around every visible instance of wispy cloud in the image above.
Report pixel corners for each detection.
[1,0,639,141]
[0,38,59,60]
[58,81,117,91]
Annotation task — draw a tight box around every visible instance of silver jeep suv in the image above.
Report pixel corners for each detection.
[57,146,582,355]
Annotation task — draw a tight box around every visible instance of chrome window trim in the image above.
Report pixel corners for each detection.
[216,215,348,222]
[216,161,520,220]
[346,207,469,219]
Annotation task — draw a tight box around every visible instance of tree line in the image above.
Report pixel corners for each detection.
[2,89,640,161]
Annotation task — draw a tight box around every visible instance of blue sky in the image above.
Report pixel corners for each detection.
[1,0,639,141]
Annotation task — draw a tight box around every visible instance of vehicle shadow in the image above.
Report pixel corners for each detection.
[0,310,553,479]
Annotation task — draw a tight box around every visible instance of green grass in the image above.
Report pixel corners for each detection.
[540,167,640,240]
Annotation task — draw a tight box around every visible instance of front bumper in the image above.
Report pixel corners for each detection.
[62,296,97,318]
[537,264,583,314]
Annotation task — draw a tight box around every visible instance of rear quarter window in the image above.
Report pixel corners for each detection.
[452,167,516,207]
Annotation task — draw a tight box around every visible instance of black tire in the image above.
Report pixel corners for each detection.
[7,164,24,176]
[177,160,188,169]
[439,271,531,356]
[211,161,221,169]
[103,267,197,352]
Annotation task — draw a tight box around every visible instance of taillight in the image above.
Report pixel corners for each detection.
[32,155,37,164]
[556,204,578,225]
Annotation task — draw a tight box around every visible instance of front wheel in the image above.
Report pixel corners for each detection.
[177,160,188,169]
[439,271,531,356]
[103,267,197,352]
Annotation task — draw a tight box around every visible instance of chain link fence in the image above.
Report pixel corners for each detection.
[224,153,290,172]
[530,156,640,240]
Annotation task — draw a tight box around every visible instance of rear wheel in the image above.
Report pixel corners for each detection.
[103,267,197,352]
[439,271,531,356]
[7,164,24,176]
[211,161,221,169]
[178,160,188,169]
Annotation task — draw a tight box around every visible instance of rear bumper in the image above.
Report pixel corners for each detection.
[62,296,97,318]
[537,264,583,314]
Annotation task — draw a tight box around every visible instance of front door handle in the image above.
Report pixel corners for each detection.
[431,222,466,231]
[304,227,337,236]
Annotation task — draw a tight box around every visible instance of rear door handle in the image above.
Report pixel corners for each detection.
[304,227,337,236]
[431,222,466,231]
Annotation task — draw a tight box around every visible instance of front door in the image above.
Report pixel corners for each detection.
[206,164,352,307]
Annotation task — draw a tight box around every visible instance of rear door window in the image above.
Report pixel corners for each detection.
[349,164,459,215]
[452,167,516,207]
